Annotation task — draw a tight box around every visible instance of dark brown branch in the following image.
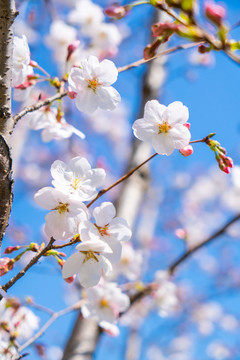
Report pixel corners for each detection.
[0,0,17,244]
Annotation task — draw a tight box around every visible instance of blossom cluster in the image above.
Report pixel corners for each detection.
[34,157,132,289]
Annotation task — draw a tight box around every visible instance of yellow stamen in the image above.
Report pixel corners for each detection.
[158,122,171,134]
[81,251,99,264]
[100,298,109,307]
[55,202,69,214]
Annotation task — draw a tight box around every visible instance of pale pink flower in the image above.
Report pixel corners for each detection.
[68,55,120,114]
[50,157,106,201]
[34,187,89,240]
[132,100,191,156]
[62,238,113,287]
[12,35,31,87]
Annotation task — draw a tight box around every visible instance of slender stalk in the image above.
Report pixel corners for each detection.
[18,300,85,353]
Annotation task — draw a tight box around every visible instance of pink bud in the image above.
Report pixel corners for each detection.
[0,258,14,276]
[67,87,77,99]
[179,145,193,157]
[198,44,208,54]
[175,228,187,239]
[4,246,20,254]
[222,155,233,168]
[104,4,128,19]
[64,275,76,284]
[184,122,191,130]
[205,2,226,26]
[151,22,179,37]
[67,40,80,61]
[29,60,38,67]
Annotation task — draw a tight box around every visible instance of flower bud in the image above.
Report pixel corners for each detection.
[151,22,179,37]
[205,2,226,26]
[222,155,233,168]
[179,145,193,157]
[0,258,14,276]
[68,87,77,99]
[104,4,129,19]
[64,275,76,284]
[184,122,191,130]
[67,40,80,61]
[4,246,20,254]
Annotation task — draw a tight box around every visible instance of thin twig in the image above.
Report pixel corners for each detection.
[1,238,55,296]
[12,90,67,128]
[18,300,85,353]
[117,42,203,73]
[169,213,240,274]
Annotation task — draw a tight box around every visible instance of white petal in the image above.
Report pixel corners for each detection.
[68,67,85,93]
[163,101,189,125]
[95,59,118,86]
[152,133,175,156]
[44,211,77,240]
[34,187,69,210]
[62,253,83,278]
[70,157,91,175]
[99,255,113,276]
[104,239,122,264]
[168,125,191,149]
[132,118,156,142]
[79,259,102,288]
[96,87,121,111]
[144,100,166,124]
[75,91,98,114]
[76,239,112,253]
[86,168,106,188]
[108,218,132,242]
[93,202,116,227]
[51,160,68,184]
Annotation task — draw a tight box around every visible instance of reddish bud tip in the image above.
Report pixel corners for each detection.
[184,123,191,130]
[198,44,208,54]
[67,87,77,99]
[179,145,193,157]
[4,246,20,254]
[67,40,81,61]
[205,2,226,26]
[104,4,128,19]
[29,60,38,67]
[151,22,179,37]
[64,275,76,284]
[0,258,14,276]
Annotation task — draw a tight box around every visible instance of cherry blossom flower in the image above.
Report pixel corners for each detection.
[34,187,89,240]
[12,35,31,87]
[154,271,179,317]
[80,202,132,263]
[91,23,122,54]
[68,55,121,114]
[45,20,77,63]
[81,281,130,326]
[113,242,143,281]
[28,107,85,142]
[132,100,191,156]
[50,157,106,201]
[62,238,113,287]
[68,0,104,36]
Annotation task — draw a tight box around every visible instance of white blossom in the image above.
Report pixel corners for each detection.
[34,187,89,240]
[28,107,85,142]
[12,35,31,87]
[50,156,106,201]
[154,271,179,316]
[68,55,121,114]
[68,0,104,36]
[91,23,122,53]
[81,281,130,325]
[80,202,132,264]
[62,238,113,287]
[132,100,191,156]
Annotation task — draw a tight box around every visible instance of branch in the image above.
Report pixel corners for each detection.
[12,90,67,128]
[169,213,240,274]
[18,300,85,353]
[1,238,55,297]
[117,41,203,73]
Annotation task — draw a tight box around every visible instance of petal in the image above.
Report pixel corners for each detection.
[163,101,189,125]
[95,59,118,86]
[132,118,156,142]
[68,67,85,93]
[104,239,122,264]
[79,258,102,288]
[34,187,69,210]
[76,239,112,253]
[86,168,106,188]
[144,100,166,124]
[99,255,113,276]
[96,87,121,111]
[93,202,116,227]
[108,218,132,242]
[62,253,83,278]
[117,294,130,312]
[70,157,91,176]
[44,212,77,240]
[75,91,98,114]
[83,55,100,78]
[51,160,68,183]
[152,133,175,156]
[168,125,191,149]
